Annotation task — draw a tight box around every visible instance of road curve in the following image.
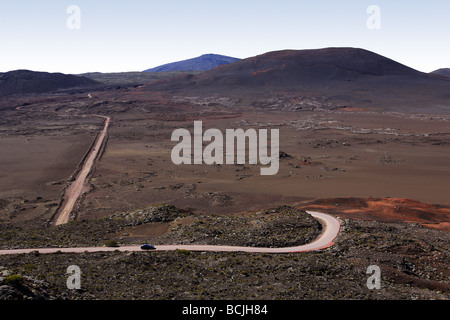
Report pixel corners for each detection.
[53,116,110,226]
[0,211,341,255]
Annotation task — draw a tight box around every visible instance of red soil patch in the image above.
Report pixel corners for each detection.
[252,69,272,77]
[299,197,450,232]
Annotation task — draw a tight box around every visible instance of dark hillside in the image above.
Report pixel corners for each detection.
[0,70,100,97]
[144,48,450,112]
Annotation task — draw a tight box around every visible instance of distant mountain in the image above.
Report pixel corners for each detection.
[193,47,427,86]
[0,70,100,97]
[148,48,430,90]
[143,54,240,72]
[431,68,450,77]
[145,47,450,112]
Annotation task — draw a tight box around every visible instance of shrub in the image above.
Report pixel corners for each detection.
[22,263,36,273]
[4,274,24,287]
[105,240,119,247]
[175,249,191,255]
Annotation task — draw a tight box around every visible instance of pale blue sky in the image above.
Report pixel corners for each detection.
[0,1,448,73]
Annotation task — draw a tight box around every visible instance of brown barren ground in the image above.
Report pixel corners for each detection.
[299,197,450,232]
[0,85,449,301]
[0,87,449,233]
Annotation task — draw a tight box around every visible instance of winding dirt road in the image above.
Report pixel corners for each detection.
[53,116,110,226]
[0,211,340,255]
[2,114,342,254]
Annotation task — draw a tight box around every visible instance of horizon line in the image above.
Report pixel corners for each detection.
[0,47,447,75]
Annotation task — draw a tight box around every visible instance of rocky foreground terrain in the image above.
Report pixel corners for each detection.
[0,205,448,300]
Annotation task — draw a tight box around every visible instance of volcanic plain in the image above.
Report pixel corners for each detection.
[0,48,449,300]
[2,88,450,228]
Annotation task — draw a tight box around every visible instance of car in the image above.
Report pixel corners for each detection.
[140,244,156,250]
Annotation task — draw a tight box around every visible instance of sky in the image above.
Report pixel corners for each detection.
[0,0,449,74]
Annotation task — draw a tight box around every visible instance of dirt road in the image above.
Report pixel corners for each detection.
[0,211,340,255]
[53,116,110,226]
